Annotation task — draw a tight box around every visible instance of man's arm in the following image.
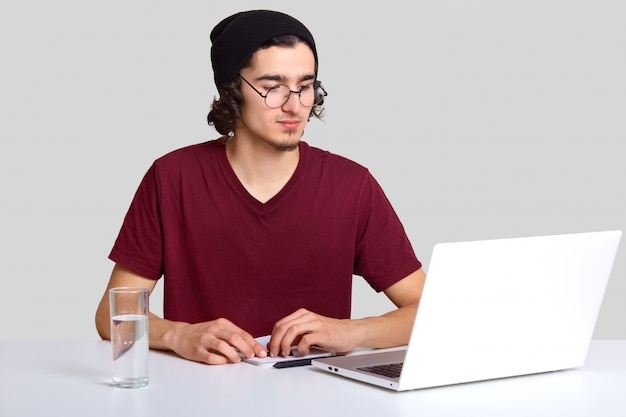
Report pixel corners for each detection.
[95,264,267,364]
[267,268,426,357]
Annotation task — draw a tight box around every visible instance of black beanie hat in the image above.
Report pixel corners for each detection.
[210,10,318,90]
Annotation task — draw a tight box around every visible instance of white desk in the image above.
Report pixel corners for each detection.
[1,340,624,416]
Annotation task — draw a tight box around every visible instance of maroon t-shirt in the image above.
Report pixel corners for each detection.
[109,140,421,337]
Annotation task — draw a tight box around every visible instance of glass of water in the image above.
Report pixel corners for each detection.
[109,287,149,388]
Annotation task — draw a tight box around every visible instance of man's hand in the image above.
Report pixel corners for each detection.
[166,318,268,365]
[267,308,362,358]
[266,269,426,357]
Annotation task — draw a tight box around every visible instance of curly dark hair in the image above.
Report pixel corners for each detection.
[207,35,325,137]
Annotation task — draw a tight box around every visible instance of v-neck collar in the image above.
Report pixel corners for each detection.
[217,141,306,212]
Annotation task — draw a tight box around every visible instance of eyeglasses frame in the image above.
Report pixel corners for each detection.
[239,75,327,109]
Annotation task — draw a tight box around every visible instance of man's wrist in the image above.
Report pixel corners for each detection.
[153,317,186,352]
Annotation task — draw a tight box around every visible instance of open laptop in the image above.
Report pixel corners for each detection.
[312,230,622,391]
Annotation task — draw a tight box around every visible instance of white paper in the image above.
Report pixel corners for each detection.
[242,335,335,367]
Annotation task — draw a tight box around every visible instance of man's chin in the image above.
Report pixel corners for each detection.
[274,142,299,152]
[269,129,304,152]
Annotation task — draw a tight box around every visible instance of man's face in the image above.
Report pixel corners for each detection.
[236,42,317,151]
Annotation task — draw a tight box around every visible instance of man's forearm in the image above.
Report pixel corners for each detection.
[353,302,419,349]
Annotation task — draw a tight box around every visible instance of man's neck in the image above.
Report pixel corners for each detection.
[225,135,300,204]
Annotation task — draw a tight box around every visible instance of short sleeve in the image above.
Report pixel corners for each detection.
[353,173,421,292]
[108,164,164,280]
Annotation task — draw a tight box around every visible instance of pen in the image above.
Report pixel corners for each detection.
[273,359,312,369]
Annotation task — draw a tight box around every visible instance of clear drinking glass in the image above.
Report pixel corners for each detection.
[109,287,149,388]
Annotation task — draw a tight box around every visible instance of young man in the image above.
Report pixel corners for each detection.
[95,10,425,365]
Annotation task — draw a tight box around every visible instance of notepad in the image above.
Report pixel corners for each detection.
[242,335,335,367]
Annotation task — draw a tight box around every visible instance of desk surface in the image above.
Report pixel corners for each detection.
[1,340,625,416]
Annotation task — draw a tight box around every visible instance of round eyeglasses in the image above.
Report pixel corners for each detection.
[240,75,327,109]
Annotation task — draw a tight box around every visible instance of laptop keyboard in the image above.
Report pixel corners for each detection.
[357,362,403,378]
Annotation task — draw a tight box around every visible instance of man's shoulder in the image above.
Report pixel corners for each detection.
[154,139,223,167]
[301,141,369,176]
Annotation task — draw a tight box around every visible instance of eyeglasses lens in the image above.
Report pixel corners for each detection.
[265,84,323,108]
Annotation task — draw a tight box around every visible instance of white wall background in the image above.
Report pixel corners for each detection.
[1,0,624,340]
